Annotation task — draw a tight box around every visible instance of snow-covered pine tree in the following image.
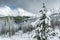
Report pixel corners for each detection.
[33,3,49,40]
[39,3,47,40]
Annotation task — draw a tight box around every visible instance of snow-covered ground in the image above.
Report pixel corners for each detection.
[0,28,60,40]
[0,31,36,40]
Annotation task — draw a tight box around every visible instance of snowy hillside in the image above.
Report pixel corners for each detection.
[0,6,37,17]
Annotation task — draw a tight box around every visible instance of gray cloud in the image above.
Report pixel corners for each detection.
[0,0,59,14]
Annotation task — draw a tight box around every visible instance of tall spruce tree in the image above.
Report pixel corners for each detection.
[39,3,47,40]
[33,3,49,40]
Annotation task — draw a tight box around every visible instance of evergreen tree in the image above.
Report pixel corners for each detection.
[33,3,49,40]
[39,3,47,40]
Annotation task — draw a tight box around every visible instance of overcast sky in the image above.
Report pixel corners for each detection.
[0,0,59,14]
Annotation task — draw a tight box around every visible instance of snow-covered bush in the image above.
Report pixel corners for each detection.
[21,22,35,33]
